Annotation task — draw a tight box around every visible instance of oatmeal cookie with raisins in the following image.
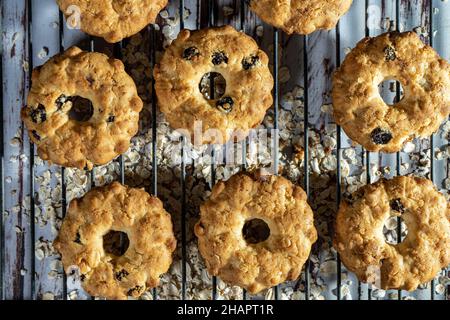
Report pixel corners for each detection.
[154,26,274,145]
[334,176,449,291]
[248,0,353,35]
[54,182,176,300]
[21,47,143,169]
[332,32,450,152]
[195,170,317,293]
[56,0,168,43]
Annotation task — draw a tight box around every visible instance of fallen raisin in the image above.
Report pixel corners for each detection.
[30,104,47,123]
[80,274,86,282]
[216,96,234,113]
[212,51,228,65]
[242,55,259,70]
[371,128,392,145]
[183,47,199,60]
[115,269,129,281]
[384,46,396,61]
[390,198,405,213]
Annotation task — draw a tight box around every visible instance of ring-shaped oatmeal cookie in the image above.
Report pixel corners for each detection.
[248,0,353,34]
[21,47,143,170]
[54,182,177,300]
[334,176,450,291]
[332,32,450,152]
[154,26,274,145]
[56,0,168,43]
[194,170,318,293]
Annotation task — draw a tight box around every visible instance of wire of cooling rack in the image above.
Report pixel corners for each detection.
[302,34,311,301]
[27,0,36,301]
[58,10,68,301]
[428,0,436,301]
[149,21,160,301]
[240,0,248,302]
[363,0,372,301]
[395,0,403,301]
[272,26,280,301]
[208,0,219,302]
[112,38,132,296]
[179,0,188,301]
[335,20,343,301]
[0,1,4,301]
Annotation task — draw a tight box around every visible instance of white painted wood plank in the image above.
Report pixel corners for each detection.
[2,0,32,299]
[30,0,64,300]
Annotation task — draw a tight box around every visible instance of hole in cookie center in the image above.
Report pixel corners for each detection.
[242,218,270,244]
[103,231,129,257]
[68,96,94,122]
[199,72,226,100]
[378,79,404,106]
[383,216,408,245]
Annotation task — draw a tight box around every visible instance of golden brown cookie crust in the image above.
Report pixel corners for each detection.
[249,0,353,34]
[53,182,177,300]
[334,176,450,291]
[332,32,450,152]
[21,47,143,170]
[154,26,274,145]
[56,0,168,43]
[194,170,317,294]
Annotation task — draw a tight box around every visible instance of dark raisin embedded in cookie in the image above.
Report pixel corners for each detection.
[31,130,41,141]
[390,198,405,213]
[30,104,47,123]
[384,46,396,61]
[183,47,200,60]
[74,231,82,244]
[56,94,69,110]
[115,269,129,281]
[107,115,115,123]
[242,55,259,70]
[371,127,393,145]
[127,285,144,296]
[212,51,228,65]
[86,75,95,86]
[216,96,234,113]
[80,274,86,282]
